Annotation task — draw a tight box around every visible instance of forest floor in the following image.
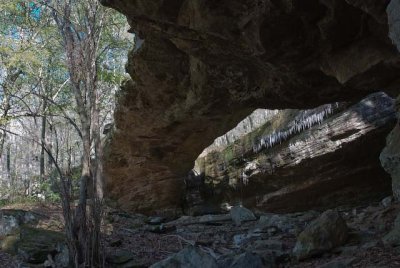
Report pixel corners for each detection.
[103,201,400,267]
[2,200,400,267]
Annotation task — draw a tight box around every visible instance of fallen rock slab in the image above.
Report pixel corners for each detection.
[293,210,348,260]
[150,246,218,268]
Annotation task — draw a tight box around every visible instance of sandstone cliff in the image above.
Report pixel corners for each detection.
[100,0,400,214]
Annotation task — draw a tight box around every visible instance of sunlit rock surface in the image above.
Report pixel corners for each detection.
[100,0,400,213]
[194,93,396,212]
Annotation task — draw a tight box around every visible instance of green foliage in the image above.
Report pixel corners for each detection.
[0,1,133,222]
[0,194,42,207]
[38,181,60,203]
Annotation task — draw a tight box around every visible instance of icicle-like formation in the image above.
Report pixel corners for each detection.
[252,103,340,153]
[241,171,249,186]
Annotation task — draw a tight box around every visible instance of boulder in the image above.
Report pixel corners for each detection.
[0,210,38,237]
[383,211,400,246]
[2,226,66,265]
[150,246,218,268]
[293,210,348,260]
[106,250,135,265]
[230,206,256,226]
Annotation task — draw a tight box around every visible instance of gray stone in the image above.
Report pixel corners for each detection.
[258,214,297,233]
[117,259,143,268]
[253,250,277,267]
[229,252,264,268]
[145,224,175,234]
[106,250,135,264]
[148,216,165,225]
[4,227,66,265]
[233,234,250,247]
[0,210,37,237]
[230,206,256,226]
[380,125,400,200]
[381,196,393,208]
[336,246,358,257]
[250,240,286,262]
[361,241,379,250]
[383,211,400,246]
[388,0,400,52]
[293,210,348,260]
[54,244,69,268]
[318,258,357,268]
[233,233,260,247]
[150,246,218,268]
[383,228,400,246]
[251,240,284,251]
[295,211,319,223]
[199,214,231,223]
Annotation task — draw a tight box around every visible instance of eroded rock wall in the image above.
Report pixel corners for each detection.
[100,0,400,214]
[380,0,400,201]
[194,93,396,213]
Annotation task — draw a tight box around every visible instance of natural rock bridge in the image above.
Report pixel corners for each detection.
[100,0,400,214]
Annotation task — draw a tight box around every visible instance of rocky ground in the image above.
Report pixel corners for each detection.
[103,198,400,267]
[2,198,400,267]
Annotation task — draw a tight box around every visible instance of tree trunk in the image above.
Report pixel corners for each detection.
[40,114,46,182]
[6,143,11,187]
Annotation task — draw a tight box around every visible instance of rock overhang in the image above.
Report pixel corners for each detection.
[100,0,400,214]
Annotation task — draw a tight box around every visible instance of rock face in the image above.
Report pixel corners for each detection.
[380,121,400,199]
[293,210,348,260]
[0,210,38,237]
[194,93,396,212]
[100,0,400,213]
[380,1,400,202]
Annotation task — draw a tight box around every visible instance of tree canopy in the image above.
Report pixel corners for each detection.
[0,2,133,265]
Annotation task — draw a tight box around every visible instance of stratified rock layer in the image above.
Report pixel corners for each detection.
[194,93,396,212]
[100,0,400,213]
